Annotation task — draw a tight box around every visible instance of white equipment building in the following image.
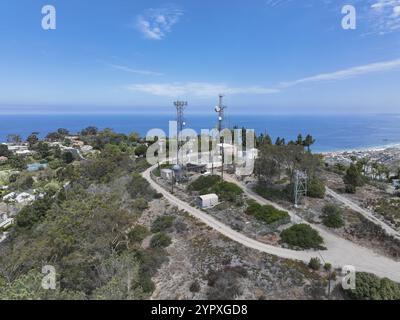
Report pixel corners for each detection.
[197,194,219,209]
[160,169,174,181]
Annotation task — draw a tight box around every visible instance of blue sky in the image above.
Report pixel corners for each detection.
[0,0,399,114]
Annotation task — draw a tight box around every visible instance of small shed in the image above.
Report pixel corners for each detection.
[197,194,219,209]
[161,169,174,181]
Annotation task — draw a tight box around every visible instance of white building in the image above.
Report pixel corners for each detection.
[161,169,174,181]
[0,217,13,229]
[197,194,219,209]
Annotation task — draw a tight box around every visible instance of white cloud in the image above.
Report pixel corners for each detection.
[126,82,279,97]
[136,6,183,40]
[109,64,164,76]
[280,58,400,87]
[369,0,400,34]
[125,58,400,97]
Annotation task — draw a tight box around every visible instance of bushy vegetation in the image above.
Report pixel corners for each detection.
[0,129,171,300]
[254,184,291,202]
[150,232,172,248]
[321,204,344,229]
[308,257,321,271]
[344,272,400,300]
[206,266,248,300]
[151,216,175,233]
[280,224,324,249]
[212,181,243,202]
[128,225,149,244]
[344,163,364,194]
[189,175,243,202]
[246,200,290,225]
[188,175,221,194]
[368,198,400,229]
[307,177,326,199]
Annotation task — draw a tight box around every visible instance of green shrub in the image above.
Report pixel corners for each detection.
[307,177,326,198]
[280,224,324,249]
[150,232,172,248]
[151,216,175,233]
[132,198,149,211]
[324,263,332,271]
[254,184,290,202]
[308,257,321,270]
[322,204,344,229]
[246,200,290,225]
[212,181,243,202]
[189,175,220,193]
[189,176,243,202]
[345,272,400,300]
[128,225,149,244]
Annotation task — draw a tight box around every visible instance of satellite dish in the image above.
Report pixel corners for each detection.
[215,106,221,112]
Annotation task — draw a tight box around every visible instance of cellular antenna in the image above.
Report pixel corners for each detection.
[215,95,227,179]
[174,100,187,166]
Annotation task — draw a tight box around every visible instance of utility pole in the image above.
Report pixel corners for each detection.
[174,101,187,166]
[215,95,227,180]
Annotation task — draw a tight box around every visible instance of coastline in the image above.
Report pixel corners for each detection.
[320,142,400,155]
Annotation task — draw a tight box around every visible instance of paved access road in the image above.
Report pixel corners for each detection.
[143,165,400,282]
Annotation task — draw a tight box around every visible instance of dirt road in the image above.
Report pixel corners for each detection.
[143,165,400,282]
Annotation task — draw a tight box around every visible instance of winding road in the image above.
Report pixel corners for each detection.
[142,164,400,282]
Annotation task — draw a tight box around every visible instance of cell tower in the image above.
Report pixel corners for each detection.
[293,170,308,208]
[173,100,187,166]
[215,95,227,179]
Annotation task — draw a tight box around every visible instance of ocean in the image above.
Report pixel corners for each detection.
[0,113,399,152]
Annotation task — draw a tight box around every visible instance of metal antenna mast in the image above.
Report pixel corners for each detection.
[215,95,227,179]
[174,100,187,166]
[294,170,308,208]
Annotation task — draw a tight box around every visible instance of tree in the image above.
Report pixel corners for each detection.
[296,134,304,146]
[134,144,148,158]
[321,204,344,228]
[33,142,50,159]
[57,128,70,136]
[7,134,22,145]
[26,133,39,148]
[80,126,98,136]
[344,163,364,193]
[0,144,11,157]
[129,132,141,143]
[307,177,326,198]
[62,151,74,164]
[303,134,316,152]
[46,132,62,141]
[275,137,285,146]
